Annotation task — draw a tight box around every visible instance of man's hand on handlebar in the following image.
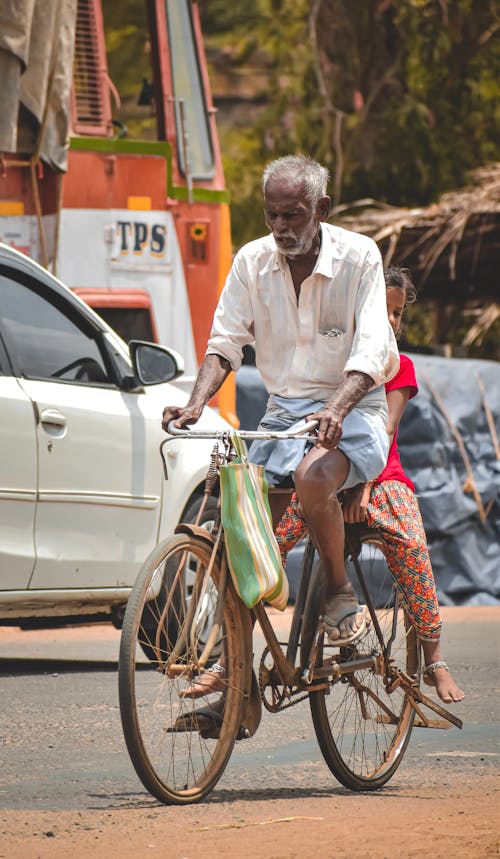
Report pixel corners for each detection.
[161,404,202,433]
[162,354,232,433]
[308,404,344,449]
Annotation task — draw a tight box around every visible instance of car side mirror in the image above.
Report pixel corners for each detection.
[129,341,185,385]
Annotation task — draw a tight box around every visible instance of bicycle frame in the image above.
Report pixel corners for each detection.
[161,423,383,686]
[162,423,463,728]
[251,527,384,698]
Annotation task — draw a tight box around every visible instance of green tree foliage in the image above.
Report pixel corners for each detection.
[100,1,499,243]
[200,0,500,246]
[99,0,498,356]
[102,0,157,139]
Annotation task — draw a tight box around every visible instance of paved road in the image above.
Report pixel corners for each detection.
[0,607,498,812]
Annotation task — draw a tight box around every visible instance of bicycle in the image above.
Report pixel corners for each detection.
[118,423,462,805]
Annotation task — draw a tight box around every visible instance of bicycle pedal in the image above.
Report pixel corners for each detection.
[236,726,252,741]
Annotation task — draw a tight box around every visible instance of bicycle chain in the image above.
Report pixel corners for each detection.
[258,646,310,712]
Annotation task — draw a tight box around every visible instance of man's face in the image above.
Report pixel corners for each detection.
[264,176,322,259]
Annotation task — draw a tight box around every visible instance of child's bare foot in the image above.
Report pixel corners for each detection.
[423,661,465,703]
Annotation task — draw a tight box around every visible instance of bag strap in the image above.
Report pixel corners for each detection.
[230,431,249,463]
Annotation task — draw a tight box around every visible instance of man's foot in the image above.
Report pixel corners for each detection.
[179,662,226,699]
[423,662,465,703]
[172,670,261,741]
[322,585,368,645]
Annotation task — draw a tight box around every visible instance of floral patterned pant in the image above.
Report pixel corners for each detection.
[275,480,442,641]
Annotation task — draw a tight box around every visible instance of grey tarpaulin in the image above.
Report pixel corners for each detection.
[236,355,500,606]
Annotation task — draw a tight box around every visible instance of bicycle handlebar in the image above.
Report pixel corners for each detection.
[166,417,319,442]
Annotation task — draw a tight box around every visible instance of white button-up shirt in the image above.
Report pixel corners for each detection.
[207,222,399,402]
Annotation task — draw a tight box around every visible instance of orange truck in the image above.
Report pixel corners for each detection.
[0,0,237,423]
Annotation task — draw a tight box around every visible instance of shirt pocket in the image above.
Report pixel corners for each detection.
[320,324,346,339]
[312,330,350,388]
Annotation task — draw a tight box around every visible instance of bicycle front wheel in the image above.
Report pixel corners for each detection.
[119,533,249,805]
[308,530,420,791]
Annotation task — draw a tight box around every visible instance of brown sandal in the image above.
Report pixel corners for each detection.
[322,592,369,646]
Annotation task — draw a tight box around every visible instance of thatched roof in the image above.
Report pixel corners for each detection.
[333,163,500,304]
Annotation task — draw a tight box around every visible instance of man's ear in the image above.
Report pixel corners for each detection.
[318,195,331,220]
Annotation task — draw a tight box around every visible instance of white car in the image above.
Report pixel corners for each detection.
[0,244,226,628]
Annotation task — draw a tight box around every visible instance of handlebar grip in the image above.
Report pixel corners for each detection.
[287,417,319,435]
[167,420,193,436]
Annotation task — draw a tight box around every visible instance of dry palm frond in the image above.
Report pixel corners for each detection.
[333,162,500,288]
[462,303,500,346]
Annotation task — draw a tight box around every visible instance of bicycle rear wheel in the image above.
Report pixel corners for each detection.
[307,529,420,790]
[119,533,249,805]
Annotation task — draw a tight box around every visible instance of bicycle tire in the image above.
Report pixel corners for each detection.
[119,533,249,805]
[305,529,419,791]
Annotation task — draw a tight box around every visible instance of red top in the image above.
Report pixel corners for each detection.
[375,353,418,491]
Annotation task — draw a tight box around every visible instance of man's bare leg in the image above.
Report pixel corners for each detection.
[295,446,365,641]
[421,639,465,703]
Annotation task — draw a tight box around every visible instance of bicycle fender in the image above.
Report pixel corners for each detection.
[174,522,216,549]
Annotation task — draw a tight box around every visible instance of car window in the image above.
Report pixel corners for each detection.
[97,307,156,344]
[0,273,111,384]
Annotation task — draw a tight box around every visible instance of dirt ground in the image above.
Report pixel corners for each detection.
[0,607,499,859]
[1,775,499,859]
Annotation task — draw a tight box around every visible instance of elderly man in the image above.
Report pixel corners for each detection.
[162,154,399,645]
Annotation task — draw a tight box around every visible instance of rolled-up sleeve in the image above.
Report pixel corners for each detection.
[343,253,400,386]
[206,250,255,372]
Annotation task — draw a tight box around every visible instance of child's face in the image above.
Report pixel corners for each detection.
[386,286,406,336]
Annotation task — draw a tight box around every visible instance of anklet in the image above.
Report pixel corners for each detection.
[424,661,449,676]
[207,662,225,676]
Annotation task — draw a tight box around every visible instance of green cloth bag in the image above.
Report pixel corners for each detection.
[220,433,289,611]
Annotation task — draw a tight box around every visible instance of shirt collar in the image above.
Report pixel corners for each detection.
[314,222,335,277]
[260,236,285,274]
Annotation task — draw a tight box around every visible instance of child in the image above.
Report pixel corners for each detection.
[276,267,464,704]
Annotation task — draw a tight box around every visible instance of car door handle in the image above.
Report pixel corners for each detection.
[40,409,67,429]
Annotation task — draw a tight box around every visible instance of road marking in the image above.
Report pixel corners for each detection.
[425,751,498,757]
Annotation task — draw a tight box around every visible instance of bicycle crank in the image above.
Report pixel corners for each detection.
[258,647,309,712]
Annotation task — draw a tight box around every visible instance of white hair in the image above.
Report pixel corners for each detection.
[262,155,330,206]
